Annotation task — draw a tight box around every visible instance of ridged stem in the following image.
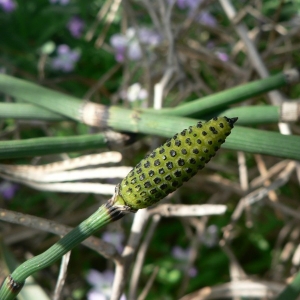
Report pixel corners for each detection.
[215,105,280,125]
[108,107,300,161]
[0,133,107,159]
[148,69,299,117]
[0,103,286,126]
[0,74,83,121]
[0,69,299,124]
[0,201,126,300]
[0,103,65,121]
[0,73,300,160]
[0,108,299,160]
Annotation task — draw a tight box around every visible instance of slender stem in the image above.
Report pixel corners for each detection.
[149,68,299,117]
[0,103,66,121]
[215,105,280,125]
[0,102,284,126]
[1,72,300,160]
[0,200,126,300]
[108,108,300,161]
[0,105,299,160]
[0,69,298,124]
[0,73,83,121]
[0,133,107,159]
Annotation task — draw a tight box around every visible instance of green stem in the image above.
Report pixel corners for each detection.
[0,102,282,126]
[0,74,83,121]
[1,107,299,160]
[0,201,124,300]
[149,69,299,117]
[215,105,280,125]
[0,133,107,159]
[108,107,300,161]
[0,72,299,160]
[0,69,298,124]
[0,103,66,121]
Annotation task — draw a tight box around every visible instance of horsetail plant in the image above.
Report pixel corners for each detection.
[0,116,237,300]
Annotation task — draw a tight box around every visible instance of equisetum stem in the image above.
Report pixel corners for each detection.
[0,198,130,300]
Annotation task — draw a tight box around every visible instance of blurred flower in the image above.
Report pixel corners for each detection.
[206,42,229,62]
[120,83,148,103]
[176,0,187,9]
[67,16,85,38]
[110,27,162,62]
[0,181,18,200]
[216,51,229,62]
[110,34,128,62]
[137,28,162,47]
[171,246,198,277]
[51,44,80,72]
[0,0,16,12]
[172,245,191,260]
[86,269,126,300]
[127,41,142,61]
[176,0,202,10]
[49,0,69,4]
[175,0,217,27]
[194,11,217,27]
[200,224,219,248]
[102,231,124,253]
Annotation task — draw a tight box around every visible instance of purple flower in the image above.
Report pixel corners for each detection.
[171,246,198,277]
[194,11,217,27]
[0,181,18,200]
[86,269,126,300]
[176,0,187,9]
[176,0,217,27]
[137,28,162,47]
[51,44,81,72]
[172,246,191,260]
[127,41,142,61]
[216,51,229,62]
[110,34,128,62]
[102,231,124,253]
[110,27,162,63]
[0,0,16,12]
[49,0,69,4]
[67,16,85,38]
[176,0,202,10]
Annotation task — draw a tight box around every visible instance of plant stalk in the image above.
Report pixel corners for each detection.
[0,199,128,300]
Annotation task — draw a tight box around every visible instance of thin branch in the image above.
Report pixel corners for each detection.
[137,266,160,300]
[148,204,227,217]
[53,251,71,300]
[111,209,150,300]
[130,214,161,300]
[0,152,123,174]
[0,208,121,261]
[0,167,131,183]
